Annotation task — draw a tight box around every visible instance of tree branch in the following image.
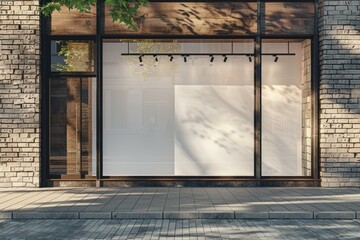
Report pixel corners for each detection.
[40,0,148,30]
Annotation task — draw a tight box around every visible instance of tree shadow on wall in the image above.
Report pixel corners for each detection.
[133,2,315,35]
[319,18,360,183]
[265,2,315,34]
[138,2,257,35]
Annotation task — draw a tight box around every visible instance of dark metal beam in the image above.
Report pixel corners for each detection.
[40,0,51,187]
[96,1,104,180]
[311,0,320,179]
[254,0,263,180]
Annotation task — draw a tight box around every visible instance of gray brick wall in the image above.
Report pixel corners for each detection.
[319,0,360,187]
[0,0,40,187]
[302,39,312,176]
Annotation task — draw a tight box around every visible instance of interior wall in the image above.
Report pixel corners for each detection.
[261,42,306,176]
[301,39,312,176]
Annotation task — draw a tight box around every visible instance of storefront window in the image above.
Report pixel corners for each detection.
[44,1,317,181]
[105,2,257,35]
[102,39,255,176]
[49,77,97,177]
[50,40,95,73]
[261,39,312,176]
[264,2,315,34]
[50,6,96,35]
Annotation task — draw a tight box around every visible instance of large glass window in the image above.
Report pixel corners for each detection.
[51,40,95,73]
[45,1,317,180]
[261,39,312,176]
[51,6,96,35]
[105,2,257,35]
[264,2,315,35]
[49,77,97,178]
[103,39,255,176]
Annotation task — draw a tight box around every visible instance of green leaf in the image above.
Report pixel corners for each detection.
[40,0,148,31]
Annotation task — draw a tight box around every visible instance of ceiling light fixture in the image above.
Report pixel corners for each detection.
[154,55,158,62]
[139,55,143,66]
[274,55,279,62]
[223,55,227,62]
[169,55,174,62]
[210,55,214,63]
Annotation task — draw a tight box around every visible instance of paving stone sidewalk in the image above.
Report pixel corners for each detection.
[1,219,360,239]
[1,187,360,220]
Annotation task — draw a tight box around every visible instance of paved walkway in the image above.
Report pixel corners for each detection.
[1,219,360,239]
[1,188,360,219]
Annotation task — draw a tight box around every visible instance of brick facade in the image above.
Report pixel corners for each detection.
[0,0,359,187]
[301,39,312,176]
[0,0,40,187]
[319,0,360,187]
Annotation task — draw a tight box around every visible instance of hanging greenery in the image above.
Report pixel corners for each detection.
[41,0,148,30]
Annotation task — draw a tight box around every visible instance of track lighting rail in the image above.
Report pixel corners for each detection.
[123,53,254,56]
[121,53,296,56]
[128,52,295,64]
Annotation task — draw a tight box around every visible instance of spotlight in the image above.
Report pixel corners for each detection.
[210,55,214,63]
[169,55,174,62]
[274,55,279,63]
[139,55,143,66]
[154,55,158,62]
[248,55,252,62]
[183,55,187,62]
[223,55,227,62]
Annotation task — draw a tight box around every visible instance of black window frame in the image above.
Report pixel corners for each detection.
[40,0,319,186]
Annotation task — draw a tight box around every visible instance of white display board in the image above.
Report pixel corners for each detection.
[102,41,255,176]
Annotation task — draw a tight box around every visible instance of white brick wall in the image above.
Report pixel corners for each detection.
[0,0,40,187]
[319,0,360,187]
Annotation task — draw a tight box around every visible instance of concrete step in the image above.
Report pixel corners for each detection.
[1,211,358,220]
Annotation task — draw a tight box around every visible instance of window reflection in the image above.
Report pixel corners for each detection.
[49,77,96,177]
[51,41,95,73]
